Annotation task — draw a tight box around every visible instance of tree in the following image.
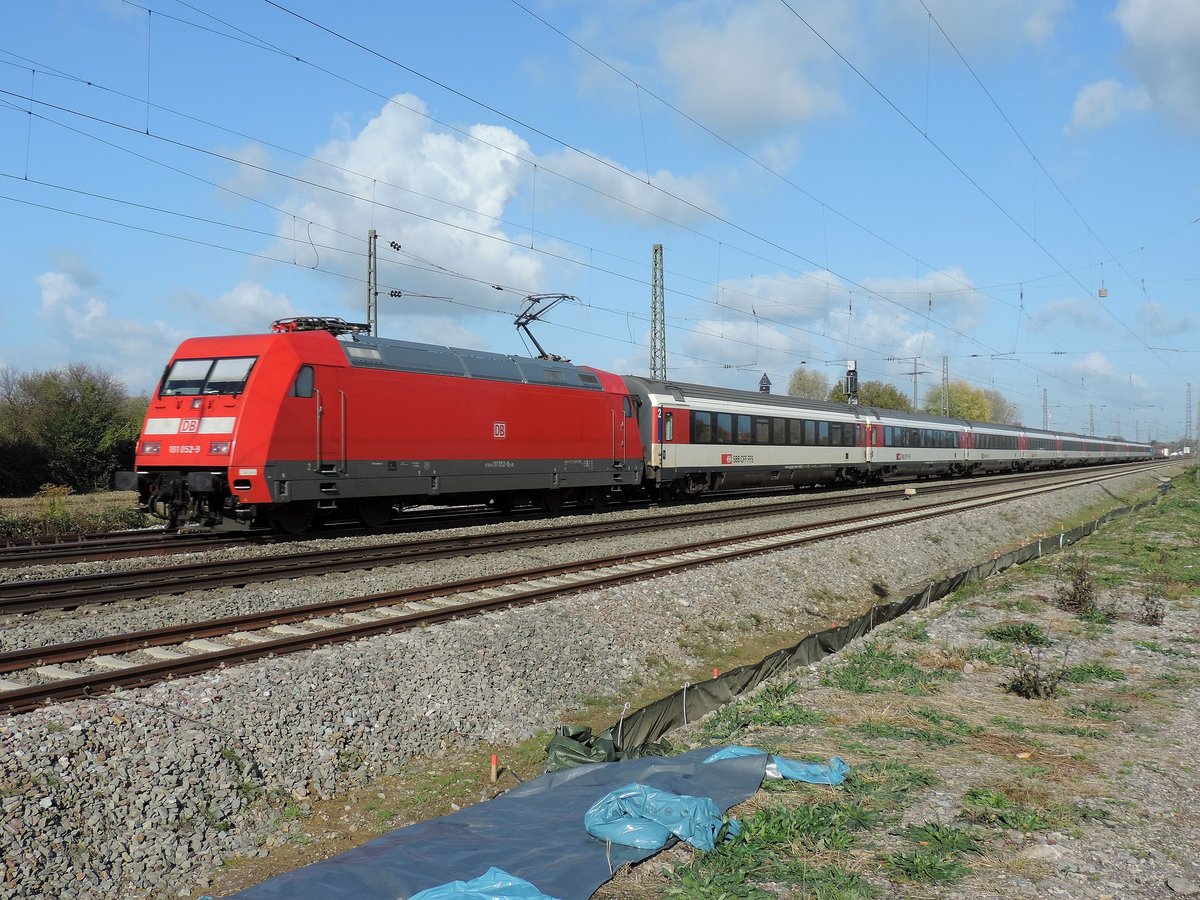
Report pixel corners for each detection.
[0,364,144,495]
[923,380,990,421]
[787,366,830,400]
[829,380,913,412]
[982,388,1021,425]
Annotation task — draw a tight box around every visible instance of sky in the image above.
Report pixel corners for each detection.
[1,0,1198,443]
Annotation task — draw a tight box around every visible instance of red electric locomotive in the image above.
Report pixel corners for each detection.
[116,318,644,531]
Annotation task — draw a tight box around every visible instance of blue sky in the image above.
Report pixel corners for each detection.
[1,0,1197,442]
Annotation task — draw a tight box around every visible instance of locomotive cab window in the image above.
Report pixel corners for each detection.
[161,356,256,396]
[291,365,314,398]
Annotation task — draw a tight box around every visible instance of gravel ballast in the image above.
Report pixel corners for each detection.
[0,467,1179,898]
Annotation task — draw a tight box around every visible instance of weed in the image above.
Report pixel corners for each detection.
[199,804,230,832]
[899,822,984,855]
[736,801,873,851]
[880,849,971,884]
[664,859,772,900]
[822,642,957,696]
[1055,555,1097,613]
[1054,555,1119,622]
[839,761,937,810]
[699,681,827,741]
[281,803,310,822]
[911,706,983,737]
[1063,662,1126,684]
[901,622,930,642]
[985,621,1052,645]
[961,644,1014,666]
[1066,698,1132,722]
[961,788,1048,832]
[764,860,877,897]
[1136,593,1168,626]
[1079,603,1117,625]
[1003,645,1070,700]
[1133,640,1186,657]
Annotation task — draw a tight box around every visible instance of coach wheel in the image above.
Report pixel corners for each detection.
[539,490,565,515]
[356,497,392,528]
[272,500,316,534]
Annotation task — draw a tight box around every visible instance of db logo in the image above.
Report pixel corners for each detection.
[180,419,200,433]
[721,453,733,464]
[493,422,507,439]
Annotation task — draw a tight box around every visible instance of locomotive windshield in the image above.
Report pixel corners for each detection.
[160,356,257,396]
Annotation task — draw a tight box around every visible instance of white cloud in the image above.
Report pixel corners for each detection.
[31,264,184,393]
[212,282,298,335]
[1065,79,1150,135]
[654,0,846,138]
[217,143,275,201]
[1071,351,1116,379]
[1136,300,1195,338]
[1115,0,1200,130]
[275,94,547,340]
[535,148,720,227]
[884,0,1067,51]
[1031,297,1104,331]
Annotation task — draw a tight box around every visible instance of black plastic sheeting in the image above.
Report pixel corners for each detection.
[225,747,769,900]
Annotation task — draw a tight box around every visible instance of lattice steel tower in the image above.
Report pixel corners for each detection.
[1042,388,1048,430]
[940,356,949,416]
[1187,383,1194,447]
[650,243,666,380]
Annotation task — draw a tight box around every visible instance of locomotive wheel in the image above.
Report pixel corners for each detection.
[272,500,316,534]
[539,490,565,515]
[356,497,392,528]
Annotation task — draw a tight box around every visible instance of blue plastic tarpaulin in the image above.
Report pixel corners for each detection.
[582,783,740,851]
[408,866,559,900]
[702,746,850,785]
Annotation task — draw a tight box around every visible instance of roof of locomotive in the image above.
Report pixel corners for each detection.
[332,332,607,392]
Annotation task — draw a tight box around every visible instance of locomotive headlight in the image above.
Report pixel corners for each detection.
[141,441,161,455]
[208,441,231,455]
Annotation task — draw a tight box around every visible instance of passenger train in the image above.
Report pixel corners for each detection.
[115,317,1153,532]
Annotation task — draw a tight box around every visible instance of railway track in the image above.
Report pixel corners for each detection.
[0,462,1153,568]
[0,465,1152,615]
[0,464,1161,715]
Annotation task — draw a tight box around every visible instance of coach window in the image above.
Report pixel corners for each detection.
[736,415,752,444]
[715,413,733,442]
[693,411,713,443]
[817,421,830,446]
[291,365,314,398]
[773,418,788,445]
[754,416,771,444]
[829,422,842,446]
[663,411,675,441]
[803,420,816,445]
[788,419,803,445]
